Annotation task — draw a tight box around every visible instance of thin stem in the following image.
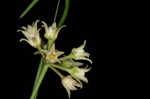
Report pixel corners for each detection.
[54,0,61,23]
[47,40,54,51]
[51,64,69,72]
[59,54,72,61]
[49,65,64,78]
[58,0,70,27]
[19,0,39,19]
[30,65,49,99]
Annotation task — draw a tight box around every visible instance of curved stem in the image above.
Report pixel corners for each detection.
[58,0,70,27]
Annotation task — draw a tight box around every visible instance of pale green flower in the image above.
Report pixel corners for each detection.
[18,20,41,48]
[71,40,92,63]
[69,67,91,83]
[42,22,65,40]
[62,76,82,98]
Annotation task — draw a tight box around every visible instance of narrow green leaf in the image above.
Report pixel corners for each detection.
[53,0,61,23]
[19,0,39,19]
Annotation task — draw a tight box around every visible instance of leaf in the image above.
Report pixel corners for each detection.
[19,0,39,19]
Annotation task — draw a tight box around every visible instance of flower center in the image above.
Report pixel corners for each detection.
[49,54,55,59]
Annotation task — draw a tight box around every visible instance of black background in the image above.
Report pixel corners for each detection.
[0,0,144,98]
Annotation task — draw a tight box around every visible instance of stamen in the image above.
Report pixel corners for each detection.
[49,54,55,59]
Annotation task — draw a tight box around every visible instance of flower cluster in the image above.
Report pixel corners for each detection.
[18,20,92,98]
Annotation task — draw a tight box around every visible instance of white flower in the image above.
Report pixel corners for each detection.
[71,40,92,63]
[42,22,65,40]
[45,44,64,64]
[62,76,82,98]
[69,67,91,83]
[18,20,41,48]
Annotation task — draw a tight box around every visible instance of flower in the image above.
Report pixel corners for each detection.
[18,20,41,48]
[44,44,64,64]
[62,76,82,98]
[69,67,91,83]
[71,40,92,63]
[42,22,65,40]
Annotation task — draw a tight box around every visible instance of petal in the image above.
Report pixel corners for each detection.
[57,24,66,33]
[81,77,88,83]
[79,40,87,49]
[70,85,77,90]
[20,38,28,43]
[74,81,82,88]
[33,20,39,30]
[18,30,30,39]
[66,88,71,99]
[21,26,27,30]
[78,52,90,58]
[20,38,33,46]
[27,25,33,33]
[75,79,83,88]
[83,66,92,72]
[74,57,92,64]
[72,61,83,67]
[42,21,49,33]
[56,50,64,57]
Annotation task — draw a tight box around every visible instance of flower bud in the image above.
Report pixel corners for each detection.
[42,22,65,40]
[62,76,82,98]
[69,67,91,83]
[71,40,92,63]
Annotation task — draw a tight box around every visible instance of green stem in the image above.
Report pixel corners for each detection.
[54,0,61,23]
[32,59,43,98]
[59,54,72,61]
[51,64,69,72]
[19,0,39,19]
[58,0,70,27]
[33,60,43,89]
[49,65,64,78]
[47,40,54,51]
[30,65,49,99]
